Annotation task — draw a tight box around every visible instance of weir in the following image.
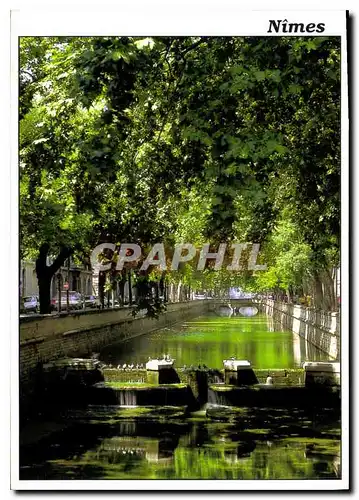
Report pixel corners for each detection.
[19,300,341,430]
[20,299,339,387]
[20,314,342,481]
[26,356,340,418]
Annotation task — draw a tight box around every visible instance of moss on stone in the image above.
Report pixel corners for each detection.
[240,428,272,436]
[75,405,187,421]
[209,384,235,392]
[103,381,187,390]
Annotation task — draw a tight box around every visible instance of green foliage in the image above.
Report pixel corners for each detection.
[255,214,313,293]
[20,36,340,309]
[131,298,167,319]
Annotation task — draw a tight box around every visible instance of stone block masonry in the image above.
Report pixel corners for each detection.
[260,300,340,359]
[20,301,209,387]
[20,298,340,395]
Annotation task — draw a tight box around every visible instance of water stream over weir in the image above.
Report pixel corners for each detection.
[20,313,340,480]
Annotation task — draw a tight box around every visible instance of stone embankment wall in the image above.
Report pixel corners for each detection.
[260,300,340,359]
[20,298,340,387]
[20,301,208,384]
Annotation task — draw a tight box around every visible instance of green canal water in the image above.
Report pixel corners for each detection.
[20,417,341,480]
[20,313,340,481]
[100,313,330,369]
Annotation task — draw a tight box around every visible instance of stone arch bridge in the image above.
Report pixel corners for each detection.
[207,298,260,314]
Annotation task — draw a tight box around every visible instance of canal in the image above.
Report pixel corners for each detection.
[100,312,331,369]
[20,312,340,481]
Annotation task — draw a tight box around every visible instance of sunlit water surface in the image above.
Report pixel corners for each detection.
[20,314,339,480]
[100,313,330,368]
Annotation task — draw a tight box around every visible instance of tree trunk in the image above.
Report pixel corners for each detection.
[313,273,324,310]
[169,284,173,302]
[302,279,309,297]
[323,269,337,311]
[98,271,106,309]
[128,271,133,305]
[38,276,52,314]
[159,272,165,300]
[177,281,182,302]
[321,278,331,311]
[118,280,125,306]
[36,244,73,314]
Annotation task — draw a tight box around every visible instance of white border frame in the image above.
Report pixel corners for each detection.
[10,7,349,491]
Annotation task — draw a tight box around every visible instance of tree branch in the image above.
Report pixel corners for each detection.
[20,69,37,82]
[180,38,209,59]
[49,246,73,275]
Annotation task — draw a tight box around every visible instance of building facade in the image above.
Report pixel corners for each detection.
[20,261,39,297]
[20,258,93,298]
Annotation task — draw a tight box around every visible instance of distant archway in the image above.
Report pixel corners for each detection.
[218,306,233,317]
[237,306,259,317]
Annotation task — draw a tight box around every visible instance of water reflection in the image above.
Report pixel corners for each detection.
[293,331,302,366]
[20,313,339,481]
[218,305,233,317]
[20,417,341,480]
[217,306,259,317]
[238,307,259,317]
[267,316,275,332]
[100,314,331,369]
[97,435,178,464]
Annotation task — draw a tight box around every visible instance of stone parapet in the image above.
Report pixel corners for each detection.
[260,300,340,359]
[19,301,209,384]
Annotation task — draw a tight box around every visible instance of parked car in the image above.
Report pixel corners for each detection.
[51,291,85,311]
[83,295,98,308]
[21,295,39,313]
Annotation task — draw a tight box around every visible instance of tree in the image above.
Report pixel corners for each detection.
[20,36,340,313]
